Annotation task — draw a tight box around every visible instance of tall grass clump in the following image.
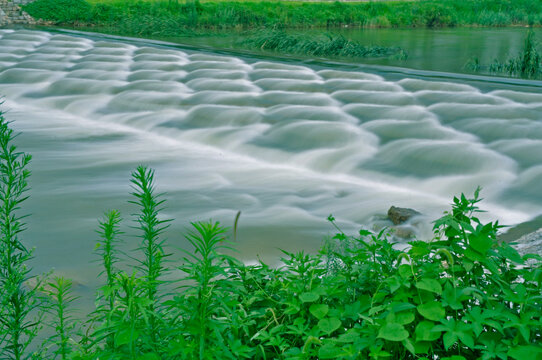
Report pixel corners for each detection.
[243,30,407,59]
[489,30,541,78]
[468,30,542,79]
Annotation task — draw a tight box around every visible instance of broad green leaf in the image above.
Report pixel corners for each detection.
[309,304,329,320]
[402,338,415,355]
[464,246,485,262]
[508,345,542,360]
[443,332,457,350]
[137,354,160,360]
[398,264,413,279]
[300,292,319,303]
[415,321,441,342]
[318,343,343,359]
[395,310,415,325]
[337,329,360,343]
[441,356,466,360]
[377,323,409,342]
[456,331,474,349]
[415,278,442,294]
[417,302,445,321]
[115,328,138,347]
[318,317,341,334]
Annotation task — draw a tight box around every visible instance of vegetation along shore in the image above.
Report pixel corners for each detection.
[24,0,542,33]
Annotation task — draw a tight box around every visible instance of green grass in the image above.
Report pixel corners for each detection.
[25,0,542,32]
[0,110,541,359]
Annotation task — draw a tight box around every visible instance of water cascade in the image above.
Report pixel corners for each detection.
[0,29,541,286]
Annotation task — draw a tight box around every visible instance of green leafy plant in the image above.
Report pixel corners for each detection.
[0,110,45,360]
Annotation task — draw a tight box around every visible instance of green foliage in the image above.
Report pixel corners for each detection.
[0,111,45,359]
[243,30,407,59]
[44,277,78,360]
[489,30,541,79]
[468,30,542,79]
[25,0,542,32]
[23,0,91,24]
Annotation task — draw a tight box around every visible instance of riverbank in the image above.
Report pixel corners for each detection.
[24,0,542,34]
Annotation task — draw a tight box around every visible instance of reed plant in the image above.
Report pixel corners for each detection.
[243,30,406,59]
[468,30,542,79]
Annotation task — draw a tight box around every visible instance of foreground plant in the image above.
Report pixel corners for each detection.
[0,111,45,359]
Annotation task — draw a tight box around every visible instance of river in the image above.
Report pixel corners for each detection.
[0,29,541,291]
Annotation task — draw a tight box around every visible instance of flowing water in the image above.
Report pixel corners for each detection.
[0,29,542,291]
[144,27,542,76]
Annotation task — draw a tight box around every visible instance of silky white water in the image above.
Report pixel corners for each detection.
[0,29,541,288]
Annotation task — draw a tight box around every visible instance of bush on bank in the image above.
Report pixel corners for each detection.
[25,0,542,32]
[0,111,541,359]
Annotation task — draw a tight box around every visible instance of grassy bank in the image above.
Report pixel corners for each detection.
[25,0,542,34]
[0,111,541,359]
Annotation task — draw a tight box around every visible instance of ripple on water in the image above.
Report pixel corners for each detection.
[10,60,71,72]
[398,78,477,92]
[414,90,509,106]
[105,91,188,112]
[257,91,338,107]
[184,69,248,81]
[331,90,415,106]
[253,78,324,92]
[453,118,542,142]
[0,68,59,84]
[115,80,190,94]
[181,91,258,107]
[344,104,434,123]
[362,118,472,144]
[263,105,357,124]
[26,78,124,97]
[71,61,128,72]
[362,139,516,177]
[429,103,541,123]
[130,61,187,72]
[185,78,260,92]
[161,104,263,129]
[491,90,542,104]
[67,69,129,81]
[251,120,365,152]
[324,79,402,92]
[490,140,542,170]
[126,70,187,82]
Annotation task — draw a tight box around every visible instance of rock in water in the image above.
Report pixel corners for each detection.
[387,206,421,225]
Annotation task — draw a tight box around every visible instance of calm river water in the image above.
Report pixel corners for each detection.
[0,29,541,291]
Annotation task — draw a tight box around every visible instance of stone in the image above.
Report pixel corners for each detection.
[387,206,421,225]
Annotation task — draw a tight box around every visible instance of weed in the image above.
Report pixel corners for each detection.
[0,111,45,360]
